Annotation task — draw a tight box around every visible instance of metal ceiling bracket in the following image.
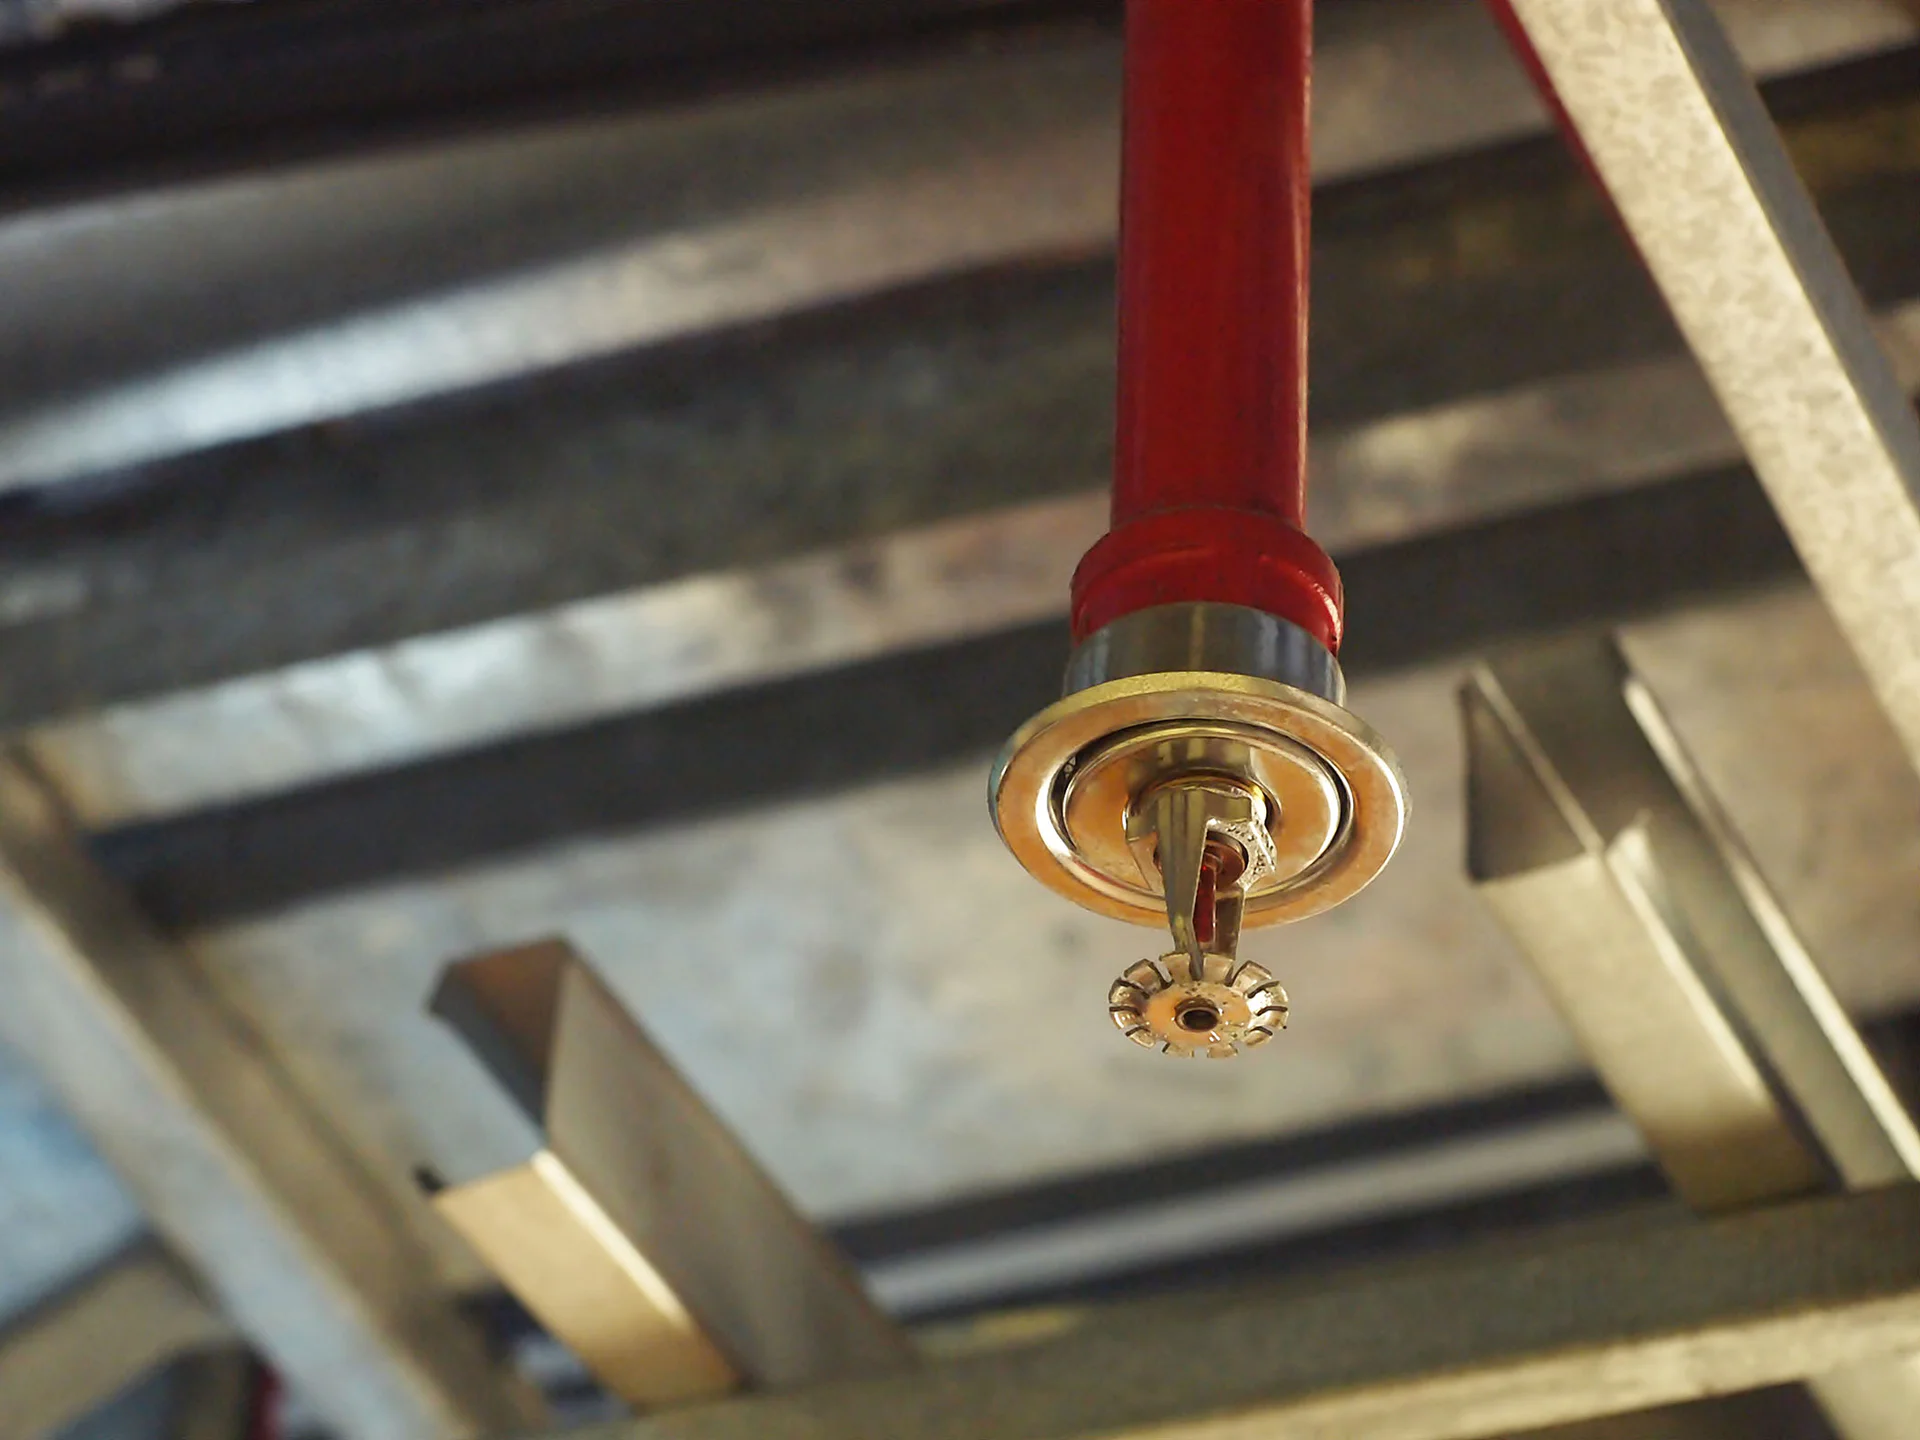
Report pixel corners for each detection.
[0,750,536,1440]
[1465,634,1920,1437]
[426,939,913,1409]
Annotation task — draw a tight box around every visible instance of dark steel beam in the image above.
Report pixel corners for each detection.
[91,461,1801,928]
[7,0,1624,498]
[3,46,1917,735]
[0,0,1118,202]
[429,941,911,1405]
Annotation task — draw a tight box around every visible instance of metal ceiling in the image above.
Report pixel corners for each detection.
[3,1,1920,1437]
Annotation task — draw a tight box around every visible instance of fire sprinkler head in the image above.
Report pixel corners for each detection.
[990,602,1408,1053]
[998,3,1405,1054]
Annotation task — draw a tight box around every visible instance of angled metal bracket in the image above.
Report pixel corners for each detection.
[426,939,913,1410]
[0,751,534,1439]
[1465,634,1920,1435]
[1496,0,1920,775]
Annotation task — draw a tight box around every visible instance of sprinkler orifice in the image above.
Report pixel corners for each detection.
[990,0,1407,1056]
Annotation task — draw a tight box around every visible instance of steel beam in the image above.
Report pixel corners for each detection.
[30,266,1920,828]
[0,59,1121,495]
[1,0,1909,201]
[0,2,1122,197]
[528,1185,1920,1440]
[1465,635,1920,1436]
[0,752,537,1438]
[861,1106,1646,1316]
[434,1162,742,1410]
[0,0,1525,494]
[428,941,912,1408]
[91,469,1813,930]
[8,43,1920,754]
[1502,0,1920,774]
[26,496,1101,826]
[0,1246,231,1440]
[0,2,1907,499]
[1525,1396,1831,1440]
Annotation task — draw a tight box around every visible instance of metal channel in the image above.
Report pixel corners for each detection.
[547,1186,1920,1440]
[434,1158,743,1411]
[0,37,1122,496]
[1502,0,1920,774]
[23,495,1100,826]
[430,941,912,1407]
[29,288,1920,831]
[0,1,1904,496]
[1465,635,1920,1436]
[0,753,536,1439]
[0,1246,231,1440]
[864,1108,1645,1316]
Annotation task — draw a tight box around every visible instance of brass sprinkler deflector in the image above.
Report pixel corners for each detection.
[1108,952,1289,1060]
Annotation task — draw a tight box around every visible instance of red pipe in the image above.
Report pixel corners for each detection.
[1071,0,1343,652]
[247,1365,281,1440]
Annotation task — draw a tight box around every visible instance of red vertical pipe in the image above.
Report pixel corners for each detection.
[1071,0,1343,651]
[1116,0,1312,529]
